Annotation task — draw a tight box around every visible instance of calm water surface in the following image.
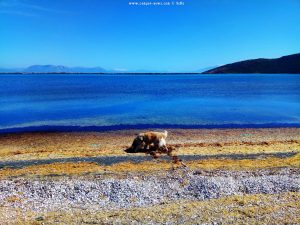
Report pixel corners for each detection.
[0,74,299,133]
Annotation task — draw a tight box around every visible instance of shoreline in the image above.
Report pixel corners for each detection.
[1,123,300,134]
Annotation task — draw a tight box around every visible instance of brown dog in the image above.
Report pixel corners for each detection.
[125,130,186,167]
[125,130,168,153]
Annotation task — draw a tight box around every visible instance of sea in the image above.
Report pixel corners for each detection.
[0,74,299,133]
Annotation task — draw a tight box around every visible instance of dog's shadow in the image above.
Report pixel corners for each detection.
[124,146,148,154]
[123,145,187,167]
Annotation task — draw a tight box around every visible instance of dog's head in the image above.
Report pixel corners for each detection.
[124,134,145,153]
[124,147,136,153]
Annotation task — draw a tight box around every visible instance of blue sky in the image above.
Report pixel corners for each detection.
[1,0,300,71]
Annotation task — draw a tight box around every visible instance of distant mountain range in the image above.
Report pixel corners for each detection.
[202,53,300,74]
[0,65,107,73]
[1,53,299,74]
[27,65,109,73]
[0,65,199,74]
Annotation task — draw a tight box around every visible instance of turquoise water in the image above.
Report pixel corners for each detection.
[0,74,299,133]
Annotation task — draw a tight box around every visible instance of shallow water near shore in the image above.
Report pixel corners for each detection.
[0,74,299,133]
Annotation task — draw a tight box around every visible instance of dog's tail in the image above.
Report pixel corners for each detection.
[163,130,168,138]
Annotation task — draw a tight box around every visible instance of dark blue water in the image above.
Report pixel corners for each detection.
[0,74,299,133]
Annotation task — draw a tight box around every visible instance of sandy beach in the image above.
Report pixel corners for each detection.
[0,128,299,224]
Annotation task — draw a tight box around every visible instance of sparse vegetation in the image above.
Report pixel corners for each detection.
[0,128,299,161]
[1,193,299,224]
[0,153,299,178]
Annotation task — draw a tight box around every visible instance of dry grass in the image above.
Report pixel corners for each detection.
[0,140,298,163]
[0,162,104,178]
[2,192,299,224]
[0,153,299,178]
[188,152,300,170]
[176,140,300,156]
[0,128,299,161]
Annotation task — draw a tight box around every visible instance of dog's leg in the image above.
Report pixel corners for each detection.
[143,142,149,151]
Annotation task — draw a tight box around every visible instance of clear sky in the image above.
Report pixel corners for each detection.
[1,0,300,72]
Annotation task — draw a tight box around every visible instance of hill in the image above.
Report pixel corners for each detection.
[202,53,300,74]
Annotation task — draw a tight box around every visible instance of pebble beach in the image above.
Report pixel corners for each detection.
[0,128,299,224]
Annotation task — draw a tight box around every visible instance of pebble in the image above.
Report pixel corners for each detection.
[0,168,299,213]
